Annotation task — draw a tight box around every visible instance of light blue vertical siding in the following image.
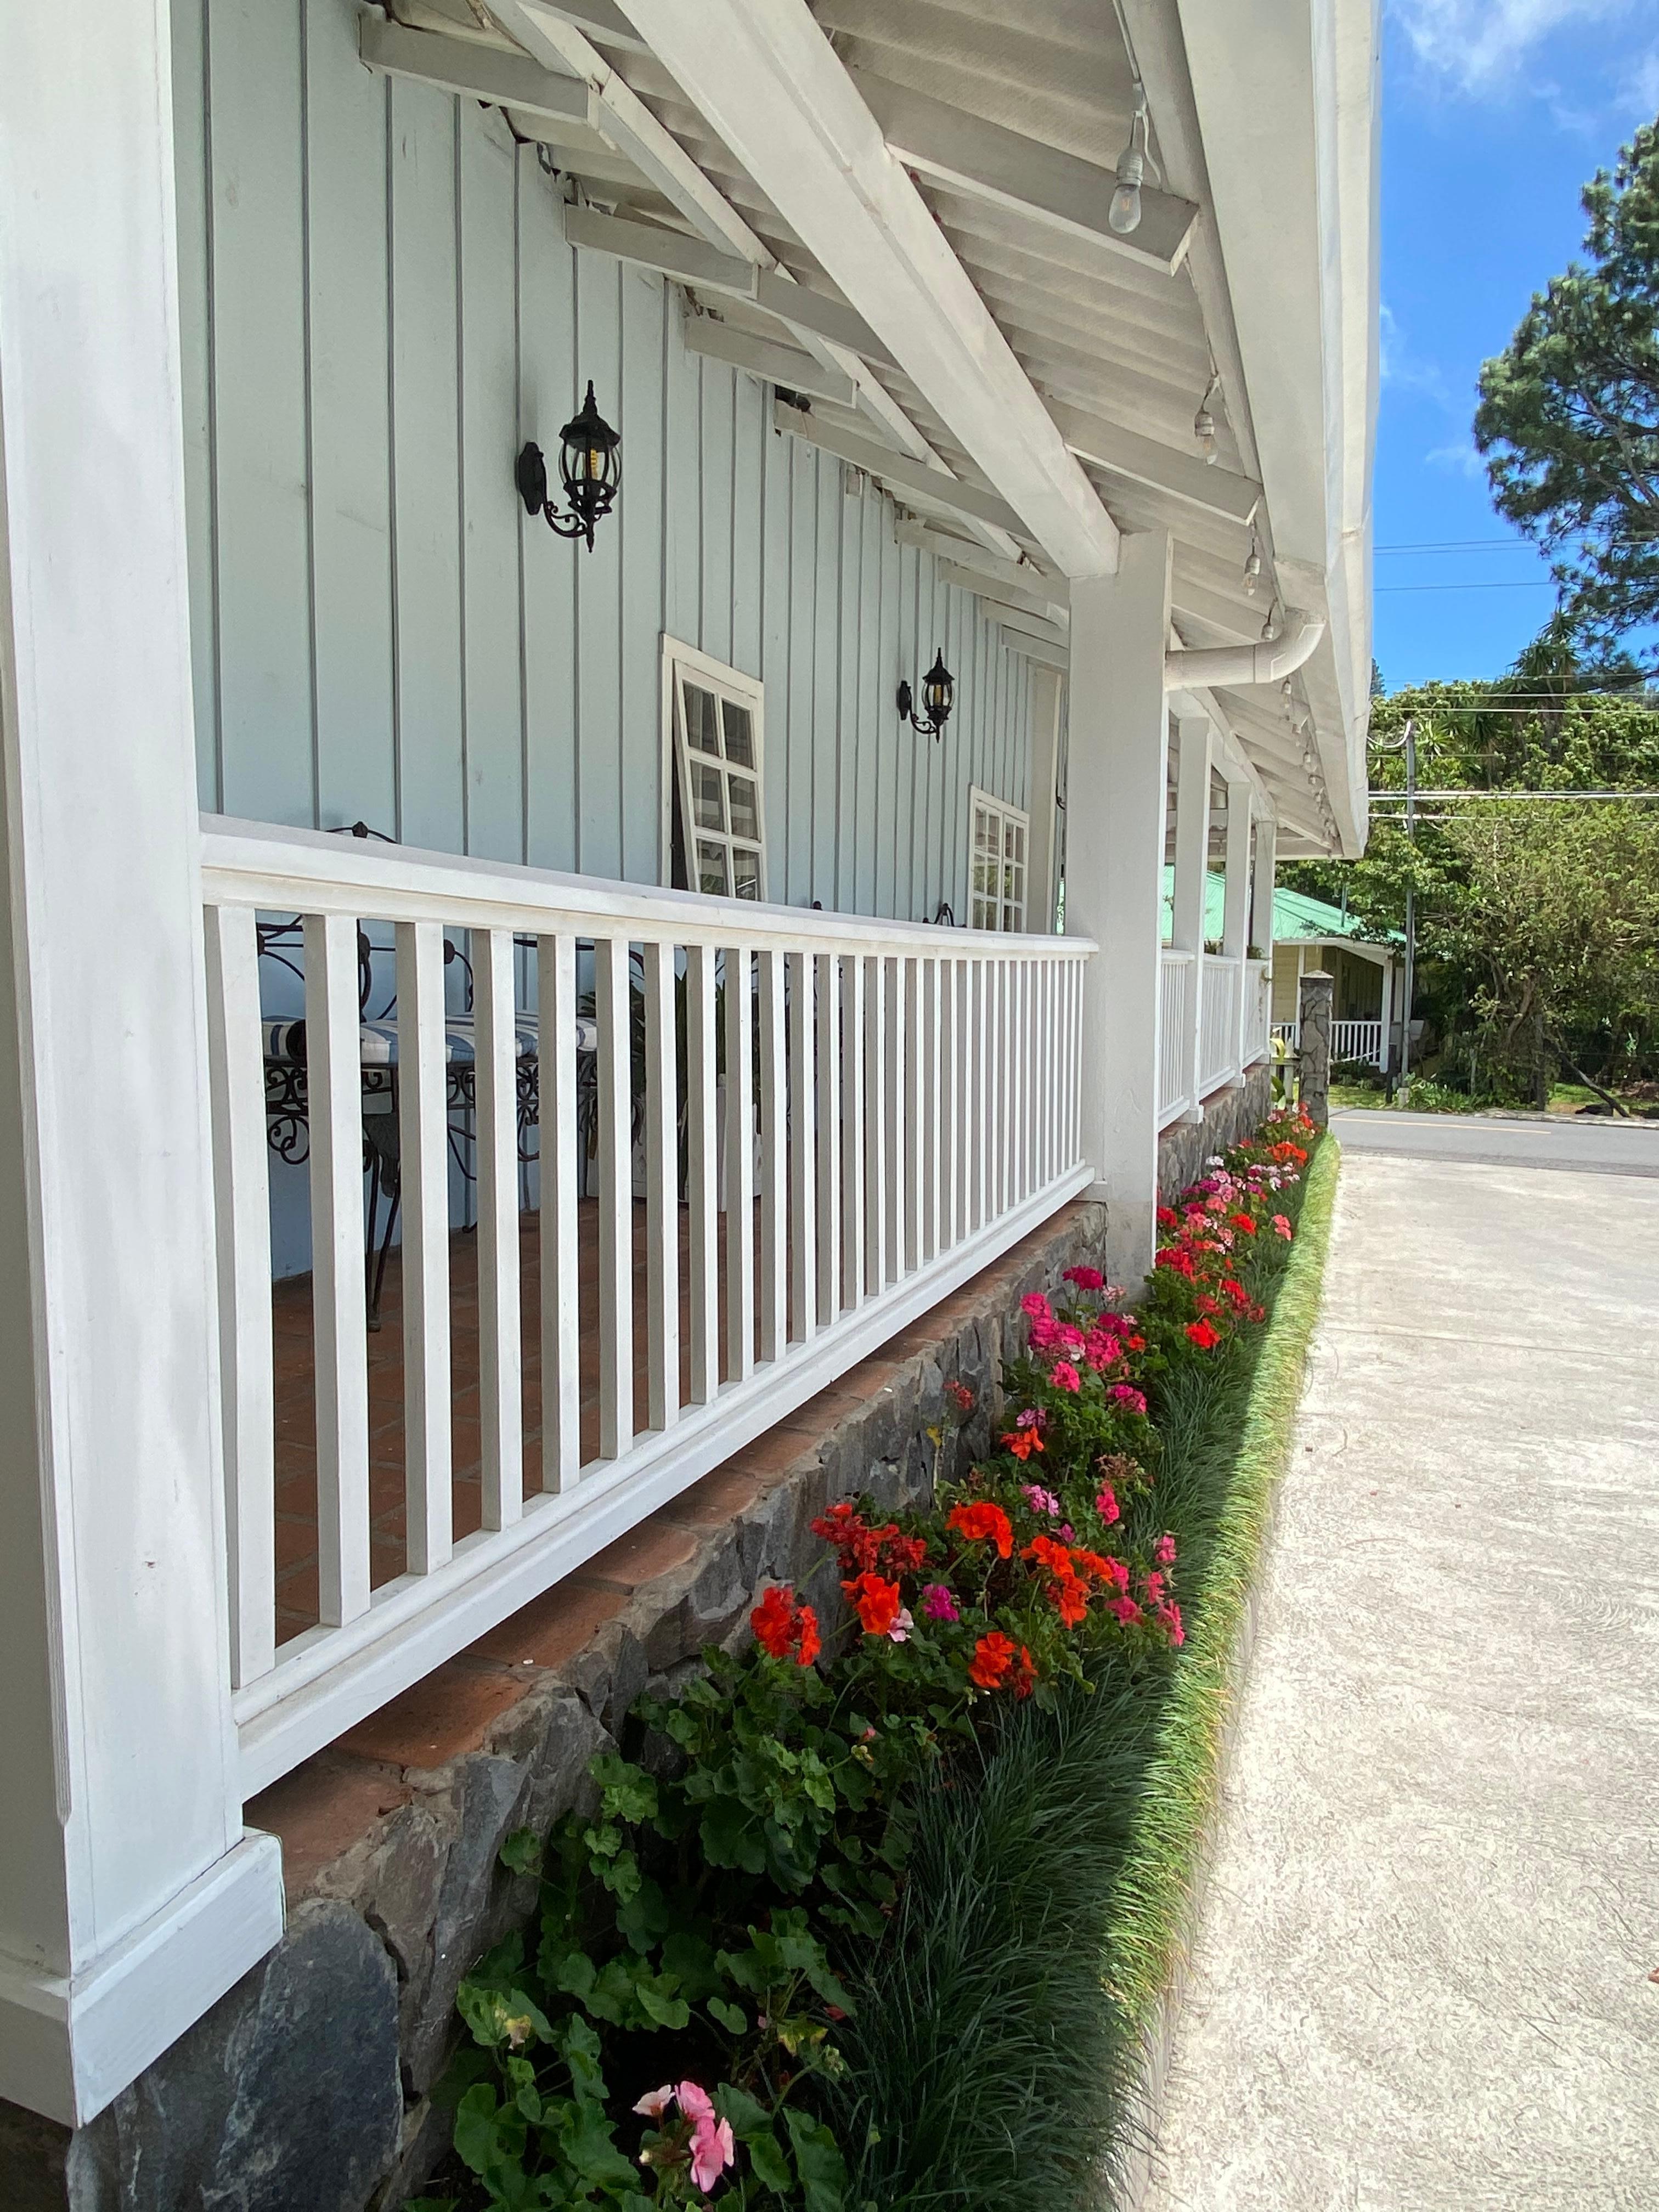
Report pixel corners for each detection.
[174,0,1043,921]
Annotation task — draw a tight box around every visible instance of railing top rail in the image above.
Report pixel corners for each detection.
[200,816,1097,960]
[1159,946,1196,965]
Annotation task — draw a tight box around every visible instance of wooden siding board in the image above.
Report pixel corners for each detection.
[785,441,816,904]
[173,0,219,811]
[573,249,624,879]
[389,78,465,853]
[518,156,578,874]
[699,360,736,673]
[209,0,313,828]
[620,267,667,884]
[731,375,765,684]
[459,105,524,865]
[307,0,396,840]
[759,417,791,885]
[811,449,840,907]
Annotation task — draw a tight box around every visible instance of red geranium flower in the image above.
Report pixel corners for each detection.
[948,1499,1014,1557]
[1230,1212,1257,1236]
[1186,1319,1221,1350]
[968,1629,1015,1689]
[750,1584,822,1667]
[841,1571,905,1638]
[1010,1644,1038,1700]
[1001,1426,1045,1460]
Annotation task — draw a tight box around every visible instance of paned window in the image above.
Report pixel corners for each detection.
[664,642,766,900]
[968,787,1029,931]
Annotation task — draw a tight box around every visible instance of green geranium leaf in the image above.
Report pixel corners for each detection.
[560,2101,639,2193]
[784,2110,849,2212]
[707,1995,747,2035]
[498,1827,543,1876]
[635,1980,691,2030]
[713,2082,771,2137]
[591,1752,659,1825]
[700,1793,768,1874]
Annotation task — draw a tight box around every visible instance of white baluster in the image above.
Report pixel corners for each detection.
[538,931,580,1491]
[757,948,787,1361]
[642,939,680,1434]
[475,927,523,1530]
[394,918,453,1569]
[304,911,371,1626]
[840,952,865,1311]
[595,934,633,1460]
[788,950,817,1341]
[686,943,719,1406]
[723,945,755,1383]
[864,954,887,1296]
[815,952,840,1325]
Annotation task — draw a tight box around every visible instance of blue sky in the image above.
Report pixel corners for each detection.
[1374,0,1659,687]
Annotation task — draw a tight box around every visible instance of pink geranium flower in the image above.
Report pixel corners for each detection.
[1109,1384,1147,1416]
[1272,1214,1293,1239]
[677,2082,715,2123]
[1023,1483,1062,1516]
[689,2111,736,2193]
[1155,1532,1177,1567]
[1063,1263,1105,1291]
[634,2084,675,2118]
[1021,1291,1052,1318]
[1051,1361,1081,1393]
[887,1605,915,1644]
[921,1582,960,1623]
[1096,1482,1120,1525]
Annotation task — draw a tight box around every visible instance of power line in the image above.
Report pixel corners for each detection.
[1375,537,1533,553]
[1374,579,1557,594]
[1369,787,1659,802]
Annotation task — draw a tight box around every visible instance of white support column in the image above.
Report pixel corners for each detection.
[1025,666,1064,934]
[1223,774,1254,1080]
[1068,532,1173,1285]
[1169,714,1210,1120]
[1250,811,1278,959]
[0,3,284,2126]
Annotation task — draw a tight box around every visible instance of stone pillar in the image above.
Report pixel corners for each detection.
[1068,533,1173,1285]
[1299,969,1334,1128]
[0,0,284,2132]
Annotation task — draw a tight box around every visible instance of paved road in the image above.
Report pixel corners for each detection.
[1143,1142,1659,2211]
[1331,1104,1659,1177]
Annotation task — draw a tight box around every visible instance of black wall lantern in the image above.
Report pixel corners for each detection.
[516,381,621,551]
[897,647,955,741]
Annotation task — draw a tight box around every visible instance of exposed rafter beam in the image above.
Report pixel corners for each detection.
[772,398,1026,538]
[848,68,1199,278]
[894,517,1057,589]
[561,206,898,369]
[936,558,1068,629]
[1002,634,1069,673]
[682,311,855,406]
[359,15,588,126]
[515,0,650,54]
[995,607,1070,650]
[618,0,1119,578]
[1048,401,1262,524]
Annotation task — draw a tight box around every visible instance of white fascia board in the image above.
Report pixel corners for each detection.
[996,607,1071,650]
[848,68,1199,277]
[359,14,589,125]
[683,312,856,406]
[1176,0,1379,849]
[1004,634,1070,672]
[773,398,1029,538]
[618,0,1119,579]
[1048,399,1262,524]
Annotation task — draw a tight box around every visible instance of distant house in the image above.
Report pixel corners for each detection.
[1268,887,1404,1070]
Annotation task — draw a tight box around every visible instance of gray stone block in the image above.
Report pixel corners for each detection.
[60,1901,399,2212]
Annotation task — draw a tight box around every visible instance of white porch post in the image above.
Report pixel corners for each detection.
[0,1,284,2127]
[1222,775,1252,1079]
[1026,667,1064,934]
[1169,715,1210,1120]
[1250,811,1278,958]
[1068,531,1172,1285]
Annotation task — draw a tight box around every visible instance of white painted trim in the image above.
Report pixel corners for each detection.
[936,558,1068,628]
[0,1835,284,2128]
[1049,401,1262,525]
[620,0,1119,577]
[894,518,1058,591]
[967,786,1032,933]
[774,397,1027,539]
[358,14,589,126]
[235,1167,1091,1795]
[682,311,856,407]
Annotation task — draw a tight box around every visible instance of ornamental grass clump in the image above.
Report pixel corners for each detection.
[419,1107,1322,2212]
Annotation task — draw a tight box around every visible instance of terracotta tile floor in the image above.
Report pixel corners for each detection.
[271,1201,763,1645]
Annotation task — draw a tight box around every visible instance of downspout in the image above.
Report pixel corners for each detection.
[1163,607,1325,690]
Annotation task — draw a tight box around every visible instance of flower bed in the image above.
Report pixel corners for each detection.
[413,1108,1321,2212]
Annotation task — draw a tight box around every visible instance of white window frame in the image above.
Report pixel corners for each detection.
[968,786,1030,932]
[659,636,768,901]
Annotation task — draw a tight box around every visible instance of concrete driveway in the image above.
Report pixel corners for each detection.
[1142,1133,1659,2211]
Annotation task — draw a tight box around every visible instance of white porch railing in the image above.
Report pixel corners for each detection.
[1158,949,1194,1122]
[200,818,1094,1793]
[1272,1017,1386,1069]
[1244,958,1271,1066]
[1198,954,1242,1095]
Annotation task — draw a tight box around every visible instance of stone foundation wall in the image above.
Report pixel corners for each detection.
[1158,1064,1274,1200]
[2,1201,1109,2212]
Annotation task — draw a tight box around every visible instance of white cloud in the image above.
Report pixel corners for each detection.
[1380,303,1451,404]
[1631,47,1659,115]
[1426,440,1488,479]
[1389,0,1630,92]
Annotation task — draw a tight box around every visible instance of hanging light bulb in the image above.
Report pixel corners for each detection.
[1242,535,1262,596]
[1194,371,1220,463]
[1109,87,1149,235]
[1262,599,1283,646]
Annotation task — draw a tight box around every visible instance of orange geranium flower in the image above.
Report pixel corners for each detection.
[750,1584,821,1667]
[947,1500,1014,1558]
[841,1571,904,1638]
[1011,1645,1038,1700]
[968,1629,1016,1689]
[1000,1426,1045,1460]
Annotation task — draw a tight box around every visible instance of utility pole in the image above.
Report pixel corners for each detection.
[1397,716,1417,1099]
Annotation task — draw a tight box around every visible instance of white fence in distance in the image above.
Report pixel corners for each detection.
[200,817,1094,1793]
